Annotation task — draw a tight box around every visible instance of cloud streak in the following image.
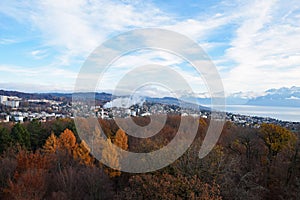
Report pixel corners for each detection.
[222,0,300,93]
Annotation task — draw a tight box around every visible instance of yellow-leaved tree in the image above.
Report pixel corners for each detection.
[43,129,93,166]
[260,123,297,162]
[259,123,297,186]
[75,140,94,165]
[101,138,121,177]
[113,128,128,151]
[43,132,58,154]
[57,129,77,153]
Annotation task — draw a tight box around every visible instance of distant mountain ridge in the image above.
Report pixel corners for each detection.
[145,96,210,111]
[0,90,112,102]
[247,86,300,107]
[0,90,60,100]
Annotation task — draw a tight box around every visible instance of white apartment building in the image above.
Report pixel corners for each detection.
[0,95,21,108]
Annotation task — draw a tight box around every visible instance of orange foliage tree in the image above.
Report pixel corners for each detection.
[43,132,57,154]
[113,128,128,151]
[43,129,93,166]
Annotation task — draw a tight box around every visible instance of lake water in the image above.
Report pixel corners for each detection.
[223,105,300,122]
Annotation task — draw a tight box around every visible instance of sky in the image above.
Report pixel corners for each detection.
[0,0,299,97]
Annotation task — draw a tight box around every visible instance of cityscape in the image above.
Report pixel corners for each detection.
[1,93,299,131]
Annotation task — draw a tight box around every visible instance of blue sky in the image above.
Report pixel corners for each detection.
[0,0,299,96]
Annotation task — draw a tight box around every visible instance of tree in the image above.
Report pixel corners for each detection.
[113,128,128,151]
[101,138,121,177]
[227,127,261,172]
[43,132,58,154]
[11,123,30,149]
[259,123,297,162]
[117,173,222,200]
[26,120,45,151]
[259,123,297,187]
[0,126,11,153]
[49,165,114,200]
[44,118,76,137]
[0,152,17,198]
[6,168,47,200]
[5,150,50,200]
[57,129,77,153]
[43,129,77,154]
[74,140,94,166]
[43,129,93,166]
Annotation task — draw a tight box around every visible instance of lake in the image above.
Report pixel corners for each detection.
[223,105,300,122]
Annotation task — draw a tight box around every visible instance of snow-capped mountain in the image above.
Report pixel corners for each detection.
[247,86,300,107]
[180,86,300,107]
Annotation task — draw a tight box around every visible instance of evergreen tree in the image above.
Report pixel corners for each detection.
[11,123,30,149]
[0,126,11,153]
[27,120,45,151]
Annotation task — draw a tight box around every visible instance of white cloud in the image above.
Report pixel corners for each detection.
[0,64,76,78]
[222,0,300,93]
[0,64,77,92]
[30,49,49,59]
[25,0,172,64]
[0,38,18,45]
[0,82,74,93]
[164,15,232,42]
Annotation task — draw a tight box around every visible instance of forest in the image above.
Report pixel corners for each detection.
[0,115,299,200]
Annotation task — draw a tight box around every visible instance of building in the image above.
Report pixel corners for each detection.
[0,95,21,108]
[14,115,24,123]
[0,95,8,103]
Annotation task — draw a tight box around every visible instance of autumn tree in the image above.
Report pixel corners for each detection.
[58,129,77,152]
[43,129,93,166]
[113,128,128,151]
[74,140,94,166]
[226,127,261,172]
[43,132,58,154]
[49,165,114,200]
[259,123,297,163]
[6,169,47,200]
[5,150,50,200]
[117,173,222,200]
[101,138,121,177]
[0,151,17,198]
[259,123,297,188]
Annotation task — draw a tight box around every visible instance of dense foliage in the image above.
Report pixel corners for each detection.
[0,116,299,199]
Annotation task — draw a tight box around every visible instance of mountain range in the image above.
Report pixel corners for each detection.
[181,86,300,107]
